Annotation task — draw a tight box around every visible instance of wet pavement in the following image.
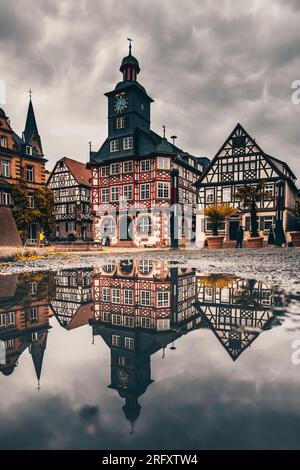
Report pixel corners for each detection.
[0,252,300,449]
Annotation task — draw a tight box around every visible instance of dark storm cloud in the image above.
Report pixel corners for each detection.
[0,0,300,176]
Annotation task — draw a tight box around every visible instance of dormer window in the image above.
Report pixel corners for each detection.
[123,136,133,150]
[0,136,7,148]
[110,139,119,152]
[26,145,33,155]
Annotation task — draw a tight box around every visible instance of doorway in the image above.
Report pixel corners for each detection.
[229,220,240,241]
[119,217,133,241]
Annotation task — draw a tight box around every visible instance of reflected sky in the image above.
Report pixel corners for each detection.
[0,259,299,450]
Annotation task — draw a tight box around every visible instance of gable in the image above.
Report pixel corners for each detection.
[197,124,282,186]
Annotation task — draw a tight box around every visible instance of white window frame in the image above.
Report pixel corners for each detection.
[124,316,134,328]
[110,140,119,152]
[116,116,126,129]
[206,189,214,204]
[140,160,150,172]
[101,187,109,203]
[7,312,15,326]
[112,334,121,347]
[141,317,151,329]
[28,193,35,208]
[157,291,170,307]
[140,290,151,306]
[123,136,133,150]
[26,165,34,182]
[102,287,110,302]
[30,307,38,320]
[157,157,170,170]
[222,187,231,203]
[157,182,169,199]
[0,136,7,148]
[2,159,10,177]
[110,186,119,202]
[123,184,133,201]
[2,191,10,205]
[124,161,133,173]
[112,314,121,326]
[140,183,150,200]
[125,337,134,350]
[101,166,110,177]
[110,162,120,175]
[124,288,133,305]
[111,288,120,304]
[138,216,151,234]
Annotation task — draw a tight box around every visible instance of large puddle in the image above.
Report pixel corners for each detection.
[0,257,300,449]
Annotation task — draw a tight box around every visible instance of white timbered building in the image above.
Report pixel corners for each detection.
[48,157,93,242]
[195,123,300,246]
[50,268,93,330]
[196,274,283,361]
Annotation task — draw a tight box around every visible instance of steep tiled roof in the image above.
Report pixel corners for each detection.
[63,157,91,187]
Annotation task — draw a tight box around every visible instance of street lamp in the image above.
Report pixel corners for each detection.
[275,179,286,247]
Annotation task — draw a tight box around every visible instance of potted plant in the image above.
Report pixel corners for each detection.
[289,201,300,247]
[234,183,265,248]
[204,204,237,249]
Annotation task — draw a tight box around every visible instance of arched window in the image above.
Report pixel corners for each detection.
[138,216,151,235]
[139,260,153,275]
[103,263,115,273]
[101,218,116,235]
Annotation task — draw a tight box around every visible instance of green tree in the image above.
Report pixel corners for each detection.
[234,183,266,238]
[35,186,55,239]
[204,204,237,236]
[11,180,32,243]
[11,182,55,243]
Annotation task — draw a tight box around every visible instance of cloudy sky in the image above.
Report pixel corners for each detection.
[1,0,300,177]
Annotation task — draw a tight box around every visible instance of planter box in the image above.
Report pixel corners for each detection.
[290,231,300,247]
[247,237,264,248]
[207,236,224,249]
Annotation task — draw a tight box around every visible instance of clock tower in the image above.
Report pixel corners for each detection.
[93,42,154,161]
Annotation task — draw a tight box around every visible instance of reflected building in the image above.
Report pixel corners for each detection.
[51,268,93,330]
[91,259,202,431]
[0,272,55,386]
[196,274,284,360]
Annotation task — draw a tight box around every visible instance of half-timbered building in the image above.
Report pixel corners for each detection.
[48,157,93,242]
[0,100,48,244]
[195,123,300,246]
[88,43,209,247]
[195,274,283,360]
[90,259,202,430]
[50,268,93,330]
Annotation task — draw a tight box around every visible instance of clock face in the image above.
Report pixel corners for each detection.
[117,368,129,388]
[114,93,128,113]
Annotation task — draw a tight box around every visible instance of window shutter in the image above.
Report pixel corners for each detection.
[245,217,250,231]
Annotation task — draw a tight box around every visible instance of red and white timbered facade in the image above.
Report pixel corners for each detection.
[88,44,208,247]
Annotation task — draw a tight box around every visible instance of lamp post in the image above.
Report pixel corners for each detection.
[275,179,286,247]
[170,168,179,249]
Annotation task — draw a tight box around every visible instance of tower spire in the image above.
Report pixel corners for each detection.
[120,39,140,82]
[23,93,43,155]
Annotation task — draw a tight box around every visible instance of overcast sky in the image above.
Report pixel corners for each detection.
[1,0,300,178]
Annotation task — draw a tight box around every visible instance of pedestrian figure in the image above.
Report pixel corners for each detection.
[267,225,275,245]
[39,230,45,247]
[236,226,244,248]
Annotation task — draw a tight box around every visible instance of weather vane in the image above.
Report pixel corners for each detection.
[28,88,33,100]
[127,37,133,54]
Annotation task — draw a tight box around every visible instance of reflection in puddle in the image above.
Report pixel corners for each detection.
[0,259,293,448]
